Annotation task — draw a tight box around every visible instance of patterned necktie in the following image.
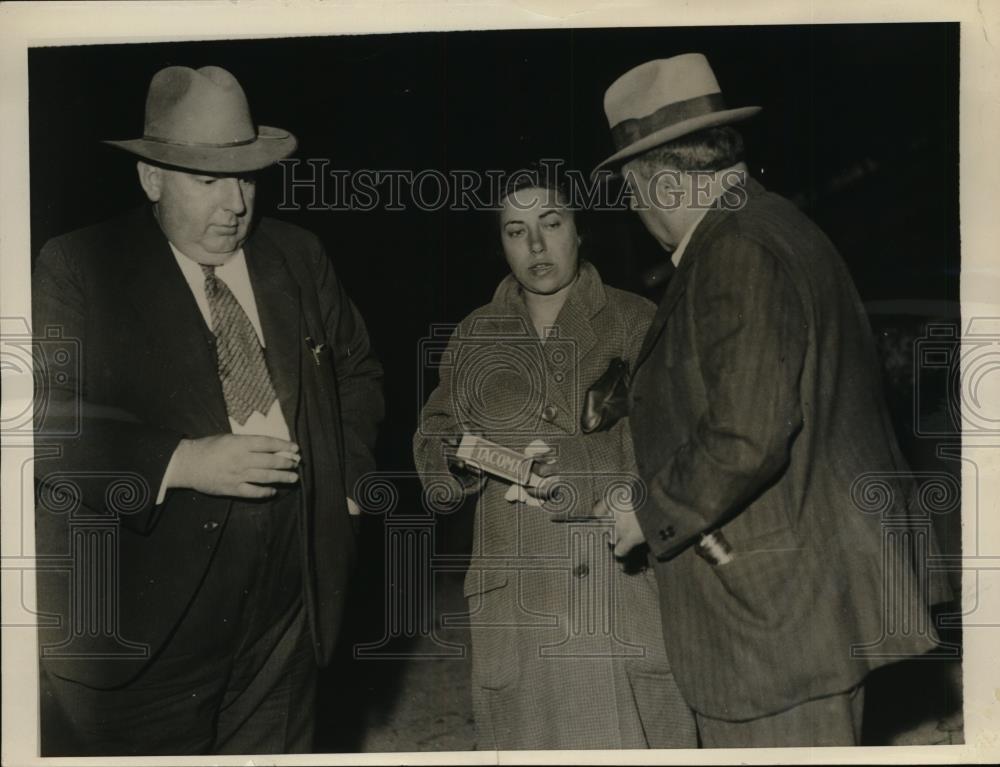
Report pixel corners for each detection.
[201,264,277,425]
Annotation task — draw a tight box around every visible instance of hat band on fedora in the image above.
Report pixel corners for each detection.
[611,92,727,151]
[141,133,259,149]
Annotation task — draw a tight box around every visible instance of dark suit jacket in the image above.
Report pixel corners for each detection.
[630,178,945,721]
[32,206,383,689]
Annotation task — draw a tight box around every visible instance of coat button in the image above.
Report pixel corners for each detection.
[658,525,675,541]
[573,563,589,578]
[202,521,219,532]
[541,405,557,422]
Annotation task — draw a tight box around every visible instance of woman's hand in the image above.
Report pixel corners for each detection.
[442,435,479,474]
[526,445,563,501]
[441,436,485,494]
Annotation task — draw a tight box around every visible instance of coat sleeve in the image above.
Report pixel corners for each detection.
[311,242,384,499]
[622,297,656,472]
[412,323,485,501]
[33,237,183,535]
[618,295,657,477]
[636,234,808,560]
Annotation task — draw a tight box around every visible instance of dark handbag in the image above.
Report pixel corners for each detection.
[581,357,631,434]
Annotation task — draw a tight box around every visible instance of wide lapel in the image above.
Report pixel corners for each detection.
[633,199,743,371]
[550,263,602,409]
[634,177,766,371]
[125,208,230,435]
[491,275,575,433]
[633,253,694,372]
[243,226,302,438]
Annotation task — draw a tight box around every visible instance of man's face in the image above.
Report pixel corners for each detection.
[623,161,680,251]
[138,163,256,265]
[499,186,580,296]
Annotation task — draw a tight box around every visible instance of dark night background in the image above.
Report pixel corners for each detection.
[29,24,962,751]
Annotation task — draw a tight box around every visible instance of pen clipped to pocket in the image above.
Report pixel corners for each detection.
[305,335,327,366]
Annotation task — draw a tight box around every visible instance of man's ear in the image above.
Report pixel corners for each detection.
[651,168,685,211]
[136,161,162,202]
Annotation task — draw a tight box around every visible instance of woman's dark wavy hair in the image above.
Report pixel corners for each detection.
[496,161,576,210]
[491,160,589,260]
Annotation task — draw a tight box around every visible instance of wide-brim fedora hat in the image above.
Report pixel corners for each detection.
[103,65,297,174]
[593,53,760,177]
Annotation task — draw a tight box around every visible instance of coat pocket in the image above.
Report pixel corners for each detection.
[464,571,519,691]
[706,526,805,624]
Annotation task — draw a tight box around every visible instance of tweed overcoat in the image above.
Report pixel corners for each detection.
[629,178,947,722]
[414,262,697,749]
[32,206,384,689]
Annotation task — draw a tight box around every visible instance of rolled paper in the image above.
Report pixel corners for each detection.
[694,530,734,566]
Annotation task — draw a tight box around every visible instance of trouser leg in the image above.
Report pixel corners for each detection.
[212,603,317,754]
[39,488,307,756]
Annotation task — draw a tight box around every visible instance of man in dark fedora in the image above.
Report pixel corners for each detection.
[596,54,947,747]
[33,65,383,754]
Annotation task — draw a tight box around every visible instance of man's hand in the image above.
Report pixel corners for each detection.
[613,503,647,558]
[167,434,300,499]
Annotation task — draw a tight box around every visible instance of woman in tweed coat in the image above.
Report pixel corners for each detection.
[413,175,697,750]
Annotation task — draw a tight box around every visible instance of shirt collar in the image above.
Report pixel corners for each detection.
[669,164,749,268]
[670,208,709,269]
[168,242,245,279]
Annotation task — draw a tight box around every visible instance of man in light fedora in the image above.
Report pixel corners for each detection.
[33,65,383,754]
[597,54,947,747]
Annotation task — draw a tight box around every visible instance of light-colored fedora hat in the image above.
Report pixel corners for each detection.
[593,53,760,176]
[103,65,297,173]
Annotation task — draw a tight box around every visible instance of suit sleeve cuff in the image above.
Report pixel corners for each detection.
[635,481,714,560]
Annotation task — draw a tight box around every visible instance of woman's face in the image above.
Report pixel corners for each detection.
[499,186,579,296]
